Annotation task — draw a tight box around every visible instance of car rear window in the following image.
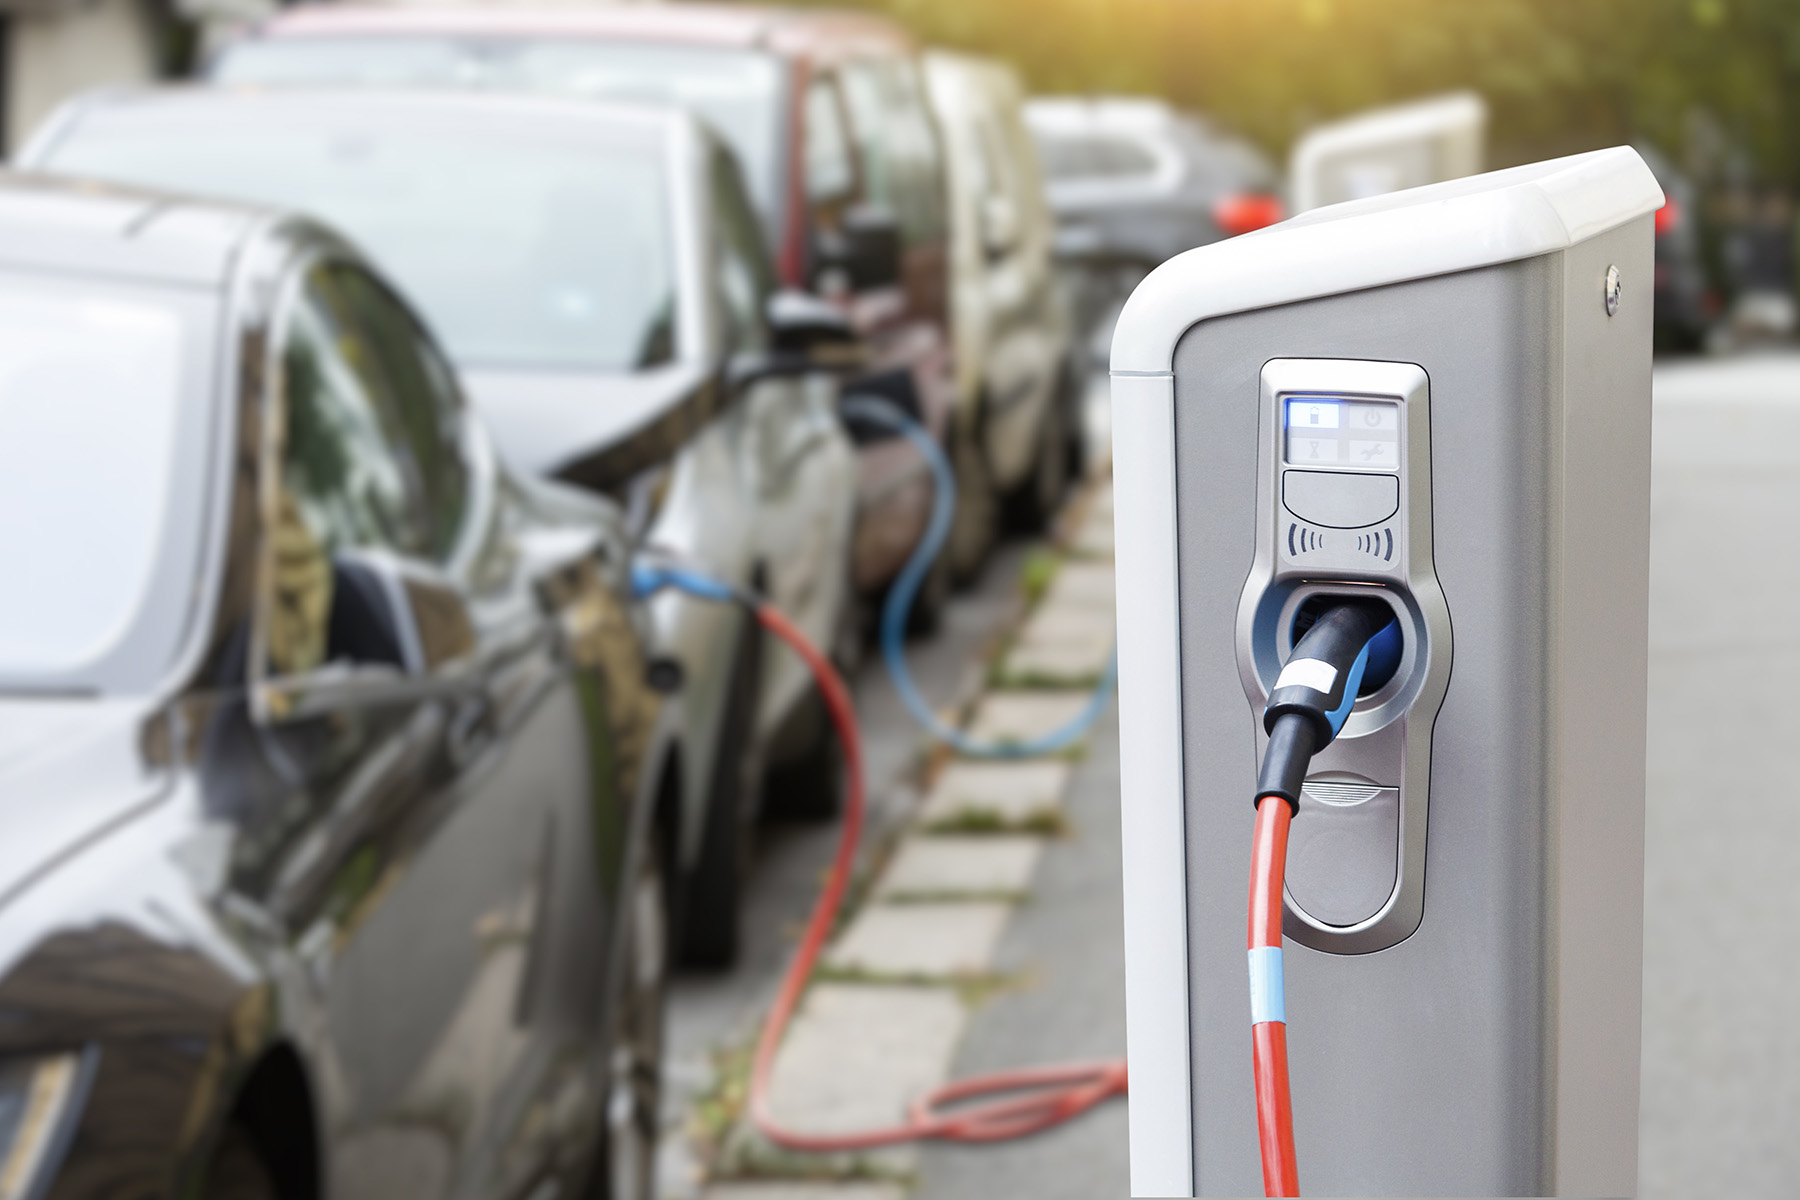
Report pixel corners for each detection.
[1033,132,1161,182]
[41,102,677,374]
[212,36,787,229]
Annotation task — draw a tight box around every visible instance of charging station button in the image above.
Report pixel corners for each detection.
[1282,470,1399,529]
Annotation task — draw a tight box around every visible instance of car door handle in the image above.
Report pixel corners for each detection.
[447,692,498,770]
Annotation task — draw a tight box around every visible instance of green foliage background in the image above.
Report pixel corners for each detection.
[788,0,1800,182]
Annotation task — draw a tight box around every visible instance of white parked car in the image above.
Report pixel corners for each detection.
[924,51,1076,575]
[22,90,862,968]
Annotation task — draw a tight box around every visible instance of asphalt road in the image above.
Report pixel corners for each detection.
[1639,353,1800,1198]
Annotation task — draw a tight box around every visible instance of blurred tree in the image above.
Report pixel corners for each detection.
[787,0,1800,185]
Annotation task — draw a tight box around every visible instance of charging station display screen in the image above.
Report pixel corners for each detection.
[1285,397,1400,469]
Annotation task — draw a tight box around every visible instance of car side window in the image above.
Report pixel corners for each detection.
[712,147,776,356]
[268,266,427,676]
[266,262,472,678]
[840,57,947,247]
[320,264,471,562]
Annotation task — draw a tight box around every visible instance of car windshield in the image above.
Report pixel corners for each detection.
[41,103,677,374]
[0,275,206,692]
[213,37,786,227]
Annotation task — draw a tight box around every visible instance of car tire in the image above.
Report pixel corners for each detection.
[590,829,669,1200]
[1005,389,1070,533]
[1060,366,1088,482]
[202,1125,278,1200]
[678,618,760,969]
[830,583,868,680]
[762,690,845,822]
[903,542,950,638]
[945,420,996,587]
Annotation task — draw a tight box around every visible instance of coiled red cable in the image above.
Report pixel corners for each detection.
[745,601,1128,1150]
[1249,795,1299,1197]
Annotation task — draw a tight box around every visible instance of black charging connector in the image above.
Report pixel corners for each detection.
[1256,602,1394,814]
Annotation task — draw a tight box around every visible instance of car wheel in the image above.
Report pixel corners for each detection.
[945,421,997,587]
[830,582,869,680]
[1005,389,1070,533]
[678,618,760,968]
[762,690,845,822]
[593,833,669,1200]
[202,1125,277,1200]
[1060,366,1089,482]
[903,541,951,638]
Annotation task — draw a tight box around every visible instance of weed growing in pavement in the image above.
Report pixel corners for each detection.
[922,807,1070,837]
[877,888,1032,905]
[987,662,1108,691]
[714,1133,914,1186]
[1019,547,1060,607]
[689,1042,752,1159]
[810,962,1032,1010]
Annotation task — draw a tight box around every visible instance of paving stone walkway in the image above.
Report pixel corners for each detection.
[698,480,1118,1197]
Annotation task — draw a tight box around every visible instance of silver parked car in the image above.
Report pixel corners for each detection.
[22,89,862,967]
[925,51,1076,573]
[1022,96,1280,376]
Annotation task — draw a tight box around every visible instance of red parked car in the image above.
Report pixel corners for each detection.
[208,3,972,625]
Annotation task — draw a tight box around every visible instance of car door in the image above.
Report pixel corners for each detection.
[323,262,638,1199]
[239,255,484,1200]
[713,143,858,736]
[243,255,610,1200]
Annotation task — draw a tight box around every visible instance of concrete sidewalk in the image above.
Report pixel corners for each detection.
[910,700,1127,1200]
[698,482,1125,1199]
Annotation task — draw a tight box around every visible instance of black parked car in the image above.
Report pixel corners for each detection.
[1635,141,1721,353]
[0,175,680,1200]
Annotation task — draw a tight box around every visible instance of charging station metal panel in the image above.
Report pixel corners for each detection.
[1168,220,1648,1196]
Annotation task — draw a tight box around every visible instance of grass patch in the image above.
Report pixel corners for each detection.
[1018,547,1060,608]
[810,963,1030,1009]
[988,664,1109,691]
[714,1129,915,1184]
[688,1041,752,1160]
[877,888,1032,906]
[922,807,1069,837]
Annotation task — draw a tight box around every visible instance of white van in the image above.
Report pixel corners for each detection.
[925,51,1076,578]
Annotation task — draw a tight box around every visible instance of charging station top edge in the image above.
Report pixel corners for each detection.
[1109,145,1663,376]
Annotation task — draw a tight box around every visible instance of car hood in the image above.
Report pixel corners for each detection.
[460,361,719,490]
[0,697,170,911]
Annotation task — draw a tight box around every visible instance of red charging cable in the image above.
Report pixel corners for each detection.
[1249,795,1299,1197]
[744,601,1128,1150]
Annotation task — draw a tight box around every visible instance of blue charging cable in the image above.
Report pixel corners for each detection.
[842,396,1117,758]
[629,561,746,607]
[630,399,1118,758]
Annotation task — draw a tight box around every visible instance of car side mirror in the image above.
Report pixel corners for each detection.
[814,204,903,293]
[767,289,865,366]
[255,548,476,723]
[731,291,870,389]
[980,193,1022,259]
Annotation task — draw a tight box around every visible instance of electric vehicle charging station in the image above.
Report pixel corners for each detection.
[1112,148,1661,1197]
